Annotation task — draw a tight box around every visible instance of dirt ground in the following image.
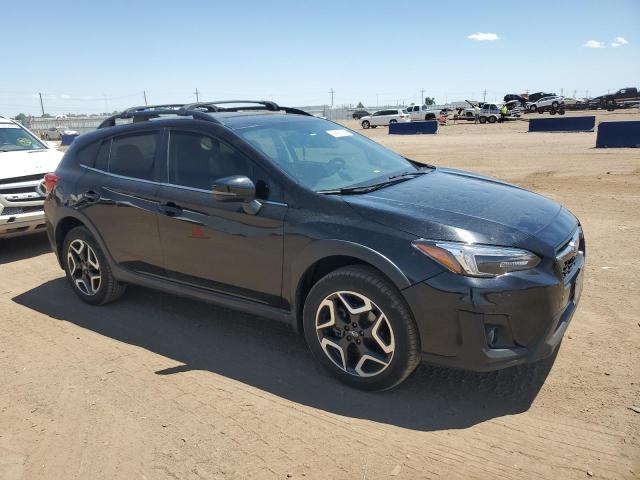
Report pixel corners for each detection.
[1,110,639,480]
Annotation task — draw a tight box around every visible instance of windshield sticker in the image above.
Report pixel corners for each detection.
[326,129,353,138]
[16,137,33,147]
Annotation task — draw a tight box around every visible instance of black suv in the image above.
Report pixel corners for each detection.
[44,100,585,390]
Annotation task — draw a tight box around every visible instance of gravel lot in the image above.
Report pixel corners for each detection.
[1,110,638,480]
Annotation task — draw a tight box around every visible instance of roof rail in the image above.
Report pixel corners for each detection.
[97,100,312,129]
[182,100,280,112]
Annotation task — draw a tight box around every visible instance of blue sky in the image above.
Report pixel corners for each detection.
[2,0,638,115]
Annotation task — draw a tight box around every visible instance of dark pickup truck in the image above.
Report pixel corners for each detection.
[593,87,639,107]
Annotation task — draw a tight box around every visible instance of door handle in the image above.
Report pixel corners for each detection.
[84,190,100,202]
[159,202,182,216]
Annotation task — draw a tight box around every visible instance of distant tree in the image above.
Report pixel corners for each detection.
[410,102,415,106]
[424,97,435,105]
[41,113,52,118]
[14,113,28,122]
[356,101,364,108]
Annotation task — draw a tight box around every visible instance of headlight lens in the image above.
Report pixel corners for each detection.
[412,239,541,277]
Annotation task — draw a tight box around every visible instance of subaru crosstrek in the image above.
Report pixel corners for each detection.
[44,101,585,390]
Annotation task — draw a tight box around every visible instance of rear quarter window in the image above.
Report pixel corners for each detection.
[76,141,100,167]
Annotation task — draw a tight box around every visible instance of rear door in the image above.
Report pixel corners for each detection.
[76,128,166,275]
[156,126,286,306]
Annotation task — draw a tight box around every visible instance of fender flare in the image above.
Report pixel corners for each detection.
[53,208,116,269]
[289,239,411,308]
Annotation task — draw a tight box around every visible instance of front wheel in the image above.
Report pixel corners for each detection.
[361,120,370,129]
[529,105,537,112]
[479,117,487,124]
[389,119,398,124]
[488,116,497,123]
[63,226,126,305]
[303,265,421,390]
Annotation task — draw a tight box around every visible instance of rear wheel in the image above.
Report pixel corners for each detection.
[389,119,398,124]
[63,226,126,305]
[361,120,370,129]
[303,266,420,390]
[425,113,436,120]
[529,104,537,112]
[479,117,487,124]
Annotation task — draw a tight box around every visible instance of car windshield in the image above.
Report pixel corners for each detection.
[235,117,420,192]
[0,124,47,152]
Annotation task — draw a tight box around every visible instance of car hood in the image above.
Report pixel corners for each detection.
[343,167,576,250]
[0,149,63,180]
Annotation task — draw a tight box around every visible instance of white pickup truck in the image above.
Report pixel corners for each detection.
[0,116,63,238]
[405,104,443,121]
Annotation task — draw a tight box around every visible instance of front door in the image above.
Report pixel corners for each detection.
[157,128,286,306]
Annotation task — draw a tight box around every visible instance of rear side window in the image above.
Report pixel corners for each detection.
[108,132,160,181]
[76,141,100,167]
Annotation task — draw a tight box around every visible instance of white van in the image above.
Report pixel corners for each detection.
[360,109,410,129]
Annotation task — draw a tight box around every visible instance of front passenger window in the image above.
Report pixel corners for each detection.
[169,131,253,190]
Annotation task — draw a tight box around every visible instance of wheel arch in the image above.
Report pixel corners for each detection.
[52,211,114,269]
[290,240,411,333]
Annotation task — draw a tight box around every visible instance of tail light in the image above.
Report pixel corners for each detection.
[44,173,60,193]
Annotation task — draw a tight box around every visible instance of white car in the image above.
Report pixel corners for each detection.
[0,116,63,238]
[527,96,565,112]
[361,109,410,129]
[405,104,443,121]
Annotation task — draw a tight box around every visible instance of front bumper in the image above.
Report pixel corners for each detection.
[403,252,584,372]
[0,211,47,238]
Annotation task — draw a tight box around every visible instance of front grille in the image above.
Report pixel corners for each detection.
[562,255,576,278]
[0,206,43,216]
[0,174,45,184]
[555,228,582,279]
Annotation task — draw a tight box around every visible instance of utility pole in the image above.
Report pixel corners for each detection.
[376,93,379,107]
[560,88,564,96]
[38,92,45,116]
[329,88,335,108]
[420,88,425,105]
[143,90,148,105]
[194,88,200,102]
[482,89,487,102]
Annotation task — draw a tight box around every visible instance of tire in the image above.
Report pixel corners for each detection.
[529,105,537,112]
[361,120,370,129]
[479,117,487,124]
[552,101,559,108]
[558,109,566,115]
[302,265,421,391]
[549,110,556,115]
[425,113,436,120]
[488,116,497,124]
[538,109,545,114]
[62,226,126,305]
[389,119,398,124]
[371,125,377,128]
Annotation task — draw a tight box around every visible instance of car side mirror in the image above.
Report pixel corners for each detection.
[212,175,256,203]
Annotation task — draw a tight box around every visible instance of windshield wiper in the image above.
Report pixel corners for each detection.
[387,170,429,180]
[319,168,433,195]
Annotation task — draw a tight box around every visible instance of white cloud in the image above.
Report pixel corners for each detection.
[583,40,605,48]
[612,36,628,47]
[467,32,499,41]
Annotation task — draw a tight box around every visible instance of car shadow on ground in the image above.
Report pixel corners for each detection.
[0,233,51,265]
[13,278,557,432]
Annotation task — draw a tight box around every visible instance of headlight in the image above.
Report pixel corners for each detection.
[412,239,541,277]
